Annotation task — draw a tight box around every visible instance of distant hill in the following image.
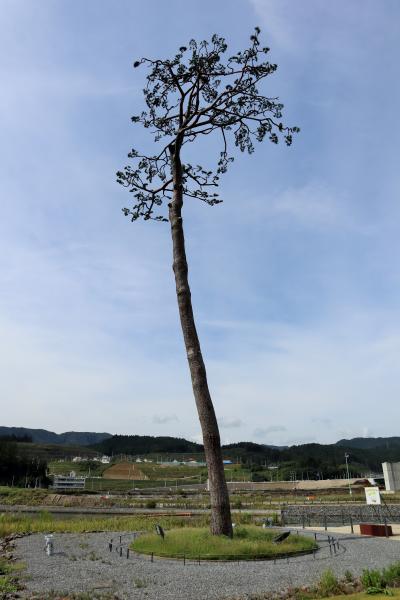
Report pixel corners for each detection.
[0,427,112,446]
[92,434,400,477]
[4,428,400,477]
[336,437,400,450]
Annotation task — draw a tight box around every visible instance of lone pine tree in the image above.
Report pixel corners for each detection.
[117,29,298,536]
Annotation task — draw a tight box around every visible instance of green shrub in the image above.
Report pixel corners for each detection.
[366,587,393,596]
[317,569,340,596]
[361,568,386,590]
[344,570,354,582]
[383,563,400,587]
[0,575,18,594]
[145,500,157,509]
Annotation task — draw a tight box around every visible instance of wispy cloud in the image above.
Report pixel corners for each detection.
[254,425,287,438]
[219,417,243,429]
[152,414,179,425]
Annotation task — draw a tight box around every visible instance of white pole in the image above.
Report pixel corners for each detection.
[345,453,352,496]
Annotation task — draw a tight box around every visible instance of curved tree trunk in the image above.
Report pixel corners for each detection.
[168,142,233,537]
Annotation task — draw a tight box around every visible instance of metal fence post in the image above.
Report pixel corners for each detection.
[350,515,354,534]
[324,515,327,531]
[384,518,389,538]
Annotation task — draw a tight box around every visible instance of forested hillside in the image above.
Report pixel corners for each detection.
[0,427,111,446]
[336,437,400,449]
[93,434,203,455]
[93,435,400,477]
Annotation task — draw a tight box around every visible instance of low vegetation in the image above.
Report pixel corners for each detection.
[131,525,316,559]
[0,511,257,537]
[0,558,23,595]
[242,564,400,600]
[0,512,201,537]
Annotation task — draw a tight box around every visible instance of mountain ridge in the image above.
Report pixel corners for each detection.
[336,436,400,449]
[0,426,112,446]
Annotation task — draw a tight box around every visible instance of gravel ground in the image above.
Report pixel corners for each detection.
[14,530,400,600]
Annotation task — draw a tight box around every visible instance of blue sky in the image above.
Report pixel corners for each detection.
[1,0,399,444]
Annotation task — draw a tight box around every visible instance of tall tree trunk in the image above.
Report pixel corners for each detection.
[168,142,233,537]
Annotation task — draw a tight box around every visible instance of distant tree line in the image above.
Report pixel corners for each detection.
[0,433,32,443]
[93,435,400,479]
[93,434,203,456]
[0,440,49,487]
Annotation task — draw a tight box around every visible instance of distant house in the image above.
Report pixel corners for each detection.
[101,455,111,464]
[72,456,82,463]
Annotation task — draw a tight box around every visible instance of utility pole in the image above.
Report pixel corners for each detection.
[345,453,352,496]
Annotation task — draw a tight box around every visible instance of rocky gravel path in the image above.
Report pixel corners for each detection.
[14,530,400,600]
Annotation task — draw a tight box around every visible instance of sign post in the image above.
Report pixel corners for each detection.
[365,486,381,505]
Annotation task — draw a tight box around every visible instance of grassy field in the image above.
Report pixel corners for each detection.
[0,486,49,505]
[0,512,206,537]
[48,460,108,476]
[0,511,259,537]
[131,525,316,559]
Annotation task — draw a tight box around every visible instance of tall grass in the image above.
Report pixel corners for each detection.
[131,526,316,559]
[0,512,211,537]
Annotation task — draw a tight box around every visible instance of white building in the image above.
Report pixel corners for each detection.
[382,462,400,492]
[52,475,85,491]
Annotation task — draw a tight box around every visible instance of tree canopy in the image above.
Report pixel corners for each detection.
[117,28,299,221]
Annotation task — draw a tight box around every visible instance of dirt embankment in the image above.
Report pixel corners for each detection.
[102,461,148,480]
